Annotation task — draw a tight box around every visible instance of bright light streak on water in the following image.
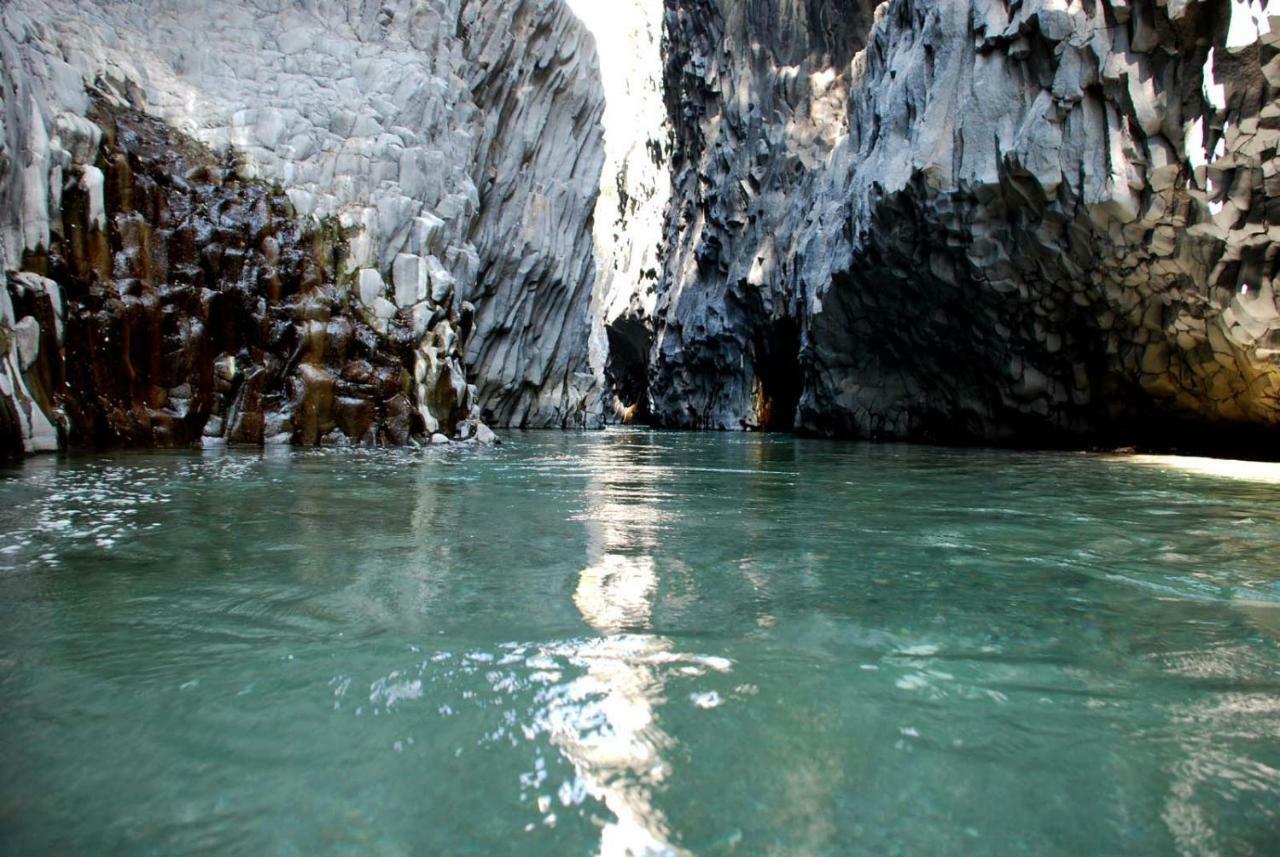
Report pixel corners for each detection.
[1,431,1278,854]
[1120,453,1280,484]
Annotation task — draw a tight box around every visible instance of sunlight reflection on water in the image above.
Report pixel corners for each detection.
[1119,454,1280,484]
[552,436,724,856]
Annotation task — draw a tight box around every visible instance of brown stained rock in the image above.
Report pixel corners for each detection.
[324,318,353,365]
[332,395,376,444]
[9,96,450,452]
[382,393,414,446]
[226,365,268,445]
[294,363,336,446]
[1141,342,1171,376]
[425,358,463,432]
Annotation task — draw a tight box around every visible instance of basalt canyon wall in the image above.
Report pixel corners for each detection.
[1,0,606,458]
[5,0,1280,459]
[647,0,1280,453]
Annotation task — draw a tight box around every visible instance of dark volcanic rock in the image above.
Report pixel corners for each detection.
[651,0,1280,454]
[11,99,464,451]
[1,0,606,458]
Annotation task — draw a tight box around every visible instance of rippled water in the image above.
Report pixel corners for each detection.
[1,431,1279,855]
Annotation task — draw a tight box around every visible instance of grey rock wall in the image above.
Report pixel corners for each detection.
[8,0,1279,458]
[651,0,1280,453]
[1,0,606,457]
[461,0,607,427]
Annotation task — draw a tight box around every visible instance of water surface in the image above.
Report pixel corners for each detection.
[1,431,1278,854]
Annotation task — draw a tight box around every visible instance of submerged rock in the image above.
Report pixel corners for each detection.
[475,422,500,446]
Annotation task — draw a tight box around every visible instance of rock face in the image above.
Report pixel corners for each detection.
[17,98,443,450]
[1,0,606,457]
[7,0,1280,459]
[457,0,607,427]
[651,0,1280,453]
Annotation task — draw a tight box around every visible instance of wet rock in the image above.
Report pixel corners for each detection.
[1,98,469,452]
[0,0,608,457]
[382,393,415,446]
[475,422,499,445]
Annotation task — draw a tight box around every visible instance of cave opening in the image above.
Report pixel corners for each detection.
[605,316,652,424]
[753,319,802,432]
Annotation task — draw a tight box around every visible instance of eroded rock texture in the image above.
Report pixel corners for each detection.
[28,98,461,449]
[651,0,1280,453]
[1,0,606,457]
[460,0,607,427]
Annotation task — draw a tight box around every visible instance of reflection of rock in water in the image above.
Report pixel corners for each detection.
[575,554,658,633]
[540,440,694,856]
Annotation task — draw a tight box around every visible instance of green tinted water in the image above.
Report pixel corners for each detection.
[1,431,1278,855]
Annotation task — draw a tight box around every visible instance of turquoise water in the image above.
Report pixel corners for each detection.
[1,431,1278,855]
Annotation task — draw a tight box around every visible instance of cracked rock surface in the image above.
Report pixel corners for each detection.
[7,0,1280,458]
[1,0,605,457]
[652,0,1280,453]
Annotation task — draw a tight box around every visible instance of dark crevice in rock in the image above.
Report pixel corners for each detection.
[605,314,653,424]
[649,0,1280,458]
[751,317,802,431]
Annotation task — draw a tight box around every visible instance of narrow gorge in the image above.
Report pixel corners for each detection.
[3,4,1280,854]
[4,0,1280,458]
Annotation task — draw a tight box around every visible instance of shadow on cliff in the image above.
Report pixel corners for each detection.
[799,172,1280,460]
